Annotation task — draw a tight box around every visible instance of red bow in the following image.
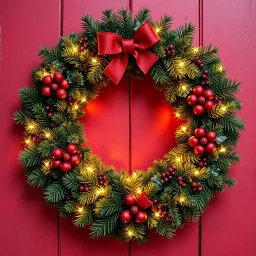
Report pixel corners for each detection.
[97,22,160,85]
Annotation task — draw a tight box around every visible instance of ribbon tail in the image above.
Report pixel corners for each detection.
[134,49,159,75]
[103,54,128,85]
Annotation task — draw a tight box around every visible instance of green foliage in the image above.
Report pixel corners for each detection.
[45,182,66,203]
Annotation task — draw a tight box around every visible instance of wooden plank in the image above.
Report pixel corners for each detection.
[0,1,60,255]
[60,1,129,255]
[202,1,256,255]
[131,1,200,255]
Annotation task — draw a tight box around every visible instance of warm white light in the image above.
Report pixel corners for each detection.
[181,85,187,91]
[73,46,78,52]
[221,106,227,112]
[92,58,97,63]
[179,196,185,203]
[133,173,136,178]
[137,188,142,194]
[78,207,84,213]
[155,27,161,33]
[45,133,50,138]
[128,230,133,236]
[155,212,160,218]
[29,125,34,129]
[96,189,105,195]
[181,126,187,132]
[175,113,180,118]
[193,47,199,53]
[179,61,184,67]
[44,160,50,167]
[220,147,226,153]
[127,178,131,182]
[176,157,181,163]
[217,65,223,72]
[25,139,31,145]
[194,170,199,176]
[74,105,79,110]
[81,98,86,103]
[87,167,93,173]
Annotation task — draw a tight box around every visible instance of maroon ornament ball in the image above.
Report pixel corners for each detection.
[50,83,59,91]
[51,159,61,169]
[193,104,204,115]
[188,136,199,147]
[62,152,71,161]
[42,75,53,87]
[205,143,216,154]
[135,211,147,223]
[187,94,197,105]
[206,131,217,142]
[195,128,206,138]
[66,144,77,155]
[60,80,70,90]
[41,87,51,97]
[52,148,63,160]
[204,100,215,111]
[200,137,208,145]
[194,145,205,156]
[120,210,132,223]
[124,194,136,207]
[192,85,204,96]
[70,155,81,166]
[131,206,139,215]
[197,96,206,104]
[204,89,214,100]
[53,72,64,84]
[56,88,67,100]
[60,161,72,172]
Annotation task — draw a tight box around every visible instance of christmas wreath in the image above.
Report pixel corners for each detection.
[14,8,244,242]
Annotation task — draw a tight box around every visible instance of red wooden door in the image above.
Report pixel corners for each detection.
[0,1,255,256]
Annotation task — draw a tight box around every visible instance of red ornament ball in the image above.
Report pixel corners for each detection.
[66,144,77,155]
[60,80,70,90]
[70,155,81,166]
[187,94,197,106]
[135,211,147,223]
[124,194,136,207]
[193,85,204,96]
[204,89,214,100]
[60,161,72,172]
[188,136,199,147]
[56,88,67,100]
[200,137,208,145]
[193,104,204,115]
[41,87,51,97]
[52,148,63,160]
[197,96,206,104]
[53,72,64,84]
[50,83,59,91]
[206,131,217,142]
[194,145,205,156]
[63,152,71,161]
[204,100,215,111]
[120,210,132,223]
[51,159,61,169]
[205,143,216,154]
[131,206,139,215]
[195,127,206,138]
[42,75,53,87]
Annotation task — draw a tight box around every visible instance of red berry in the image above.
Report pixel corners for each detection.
[187,94,198,106]
[66,144,77,155]
[197,60,202,65]
[48,113,53,118]
[161,173,166,178]
[172,165,176,170]
[188,136,199,147]
[168,176,173,181]
[130,206,139,215]
[202,74,207,79]
[182,183,187,188]
[197,96,206,104]
[168,167,173,172]
[206,131,217,142]
[51,159,61,169]
[165,218,171,222]
[194,145,205,156]
[56,88,67,100]
[100,172,104,177]
[60,161,72,172]
[204,100,215,111]
[70,155,81,166]
[85,187,89,192]
[179,181,183,186]
[204,70,209,75]
[52,148,63,160]
[205,143,216,154]
[165,171,170,176]
[60,80,70,90]
[50,83,58,91]
[168,45,174,50]
[200,137,208,145]
[79,185,84,191]
[178,176,183,181]
[193,85,204,96]
[135,211,147,223]
[193,104,205,115]
[41,87,51,97]
[199,63,204,69]
[45,106,50,111]
[192,182,197,188]
[53,72,64,84]
[124,194,136,207]
[42,75,53,87]
[204,89,214,100]
[197,187,203,192]
[170,49,176,55]
[197,182,201,187]
[63,152,71,161]
[195,128,206,138]
[157,204,162,209]
[164,178,168,183]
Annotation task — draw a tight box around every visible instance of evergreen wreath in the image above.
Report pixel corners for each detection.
[14,8,244,242]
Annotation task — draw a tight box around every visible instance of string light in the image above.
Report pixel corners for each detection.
[220,146,226,153]
[137,188,142,194]
[127,230,133,237]
[220,105,227,112]
[87,167,93,173]
[92,58,97,63]
[179,61,185,67]
[44,160,50,167]
[176,157,181,163]
[155,27,161,33]
[78,207,84,213]
[96,189,105,195]
[217,65,223,72]
[179,196,186,203]
[181,84,187,91]
[194,170,199,176]
[81,98,86,103]
[193,47,199,53]
[45,133,50,138]
[73,46,78,52]
[25,138,31,145]
[133,173,136,178]
[74,104,79,110]
[29,125,34,129]
[175,113,180,118]
[181,126,187,132]
[155,212,160,218]
[127,178,131,182]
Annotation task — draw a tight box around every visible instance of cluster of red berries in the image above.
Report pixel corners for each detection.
[41,72,70,100]
[151,200,173,222]
[199,70,210,86]
[198,157,208,167]
[177,176,187,188]
[192,57,204,69]
[67,97,77,106]
[161,165,176,183]
[81,64,89,75]
[79,184,89,192]
[32,133,43,143]
[165,45,176,56]
[191,182,203,192]
[188,128,217,156]
[65,193,74,200]
[45,105,55,118]
[79,37,88,51]
[51,144,82,172]
[97,172,109,186]
[187,85,215,115]
[214,96,223,105]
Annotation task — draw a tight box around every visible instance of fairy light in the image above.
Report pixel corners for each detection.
[45,133,50,138]
[87,167,93,173]
[73,46,78,52]
[92,58,97,63]
[175,113,180,118]
[221,105,227,112]
[44,160,50,167]
[127,230,133,237]
[25,138,31,145]
[29,125,34,129]
[155,212,160,218]
[133,173,136,178]
[179,61,185,67]
[81,98,86,103]
[127,178,131,182]
[194,170,199,176]
[78,207,84,213]
[181,126,187,132]
[193,47,199,53]
[137,188,142,194]
[220,146,226,153]
[217,65,223,72]
[74,104,79,110]
[155,27,161,33]
[181,84,187,91]
[179,196,186,203]
[96,188,105,195]
[176,157,181,163]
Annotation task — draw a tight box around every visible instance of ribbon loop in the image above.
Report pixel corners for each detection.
[97,22,160,84]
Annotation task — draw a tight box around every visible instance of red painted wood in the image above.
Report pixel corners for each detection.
[202,1,256,255]
[60,1,129,255]
[0,1,60,256]
[131,1,200,255]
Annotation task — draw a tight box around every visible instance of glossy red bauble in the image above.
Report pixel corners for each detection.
[60,80,70,90]
[41,87,51,97]
[192,85,204,96]
[42,75,53,87]
[120,210,132,223]
[63,152,71,161]
[205,143,216,154]
[200,137,208,145]
[193,104,204,115]
[197,96,206,104]
[56,88,67,100]
[194,145,205,156]
[51,159,61,169]
[187,94,197,105]
[70,155,81,166]
[66,144,77,155]
[60,161,72,172]
[50,83,58,91]
[53,72,64,84]
[204,89,214,100]
[204,100,215,111]
[188,136,199,147]
[124,194,136,207]
[52,148,63,160]
[131,206,139,215]
[206,131,217,142]
[195,128,206,138]
[135,211,147,223]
